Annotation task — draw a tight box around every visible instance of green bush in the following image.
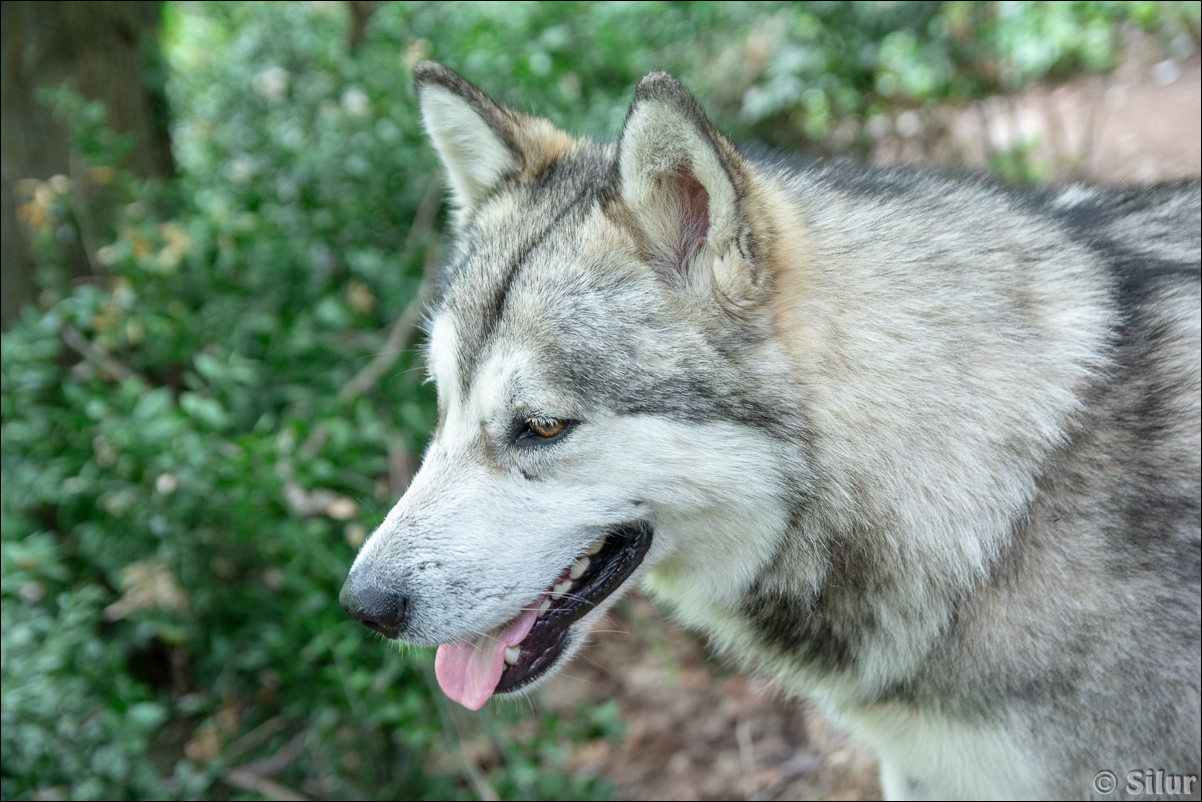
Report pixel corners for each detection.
[3,2,1196,799]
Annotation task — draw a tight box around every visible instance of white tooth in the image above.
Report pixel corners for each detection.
[570,557,590,580]
[504,646,520,665]
[552,580,572,598]
[538,597,551,617]
[585,539,605,555]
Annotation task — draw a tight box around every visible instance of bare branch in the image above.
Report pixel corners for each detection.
[1080,74,1110,176]
[275,458,358,519]
[223,716,286,764]
[457,730,501,802]
[61,323,139,382]
[975,100,995,167]
[338,274,432,402]
[339,173,442,402]
[388,437,415,499]
[433,689,501,802]
[1041,85,1068,176]
[223,768,309,802]
[222,730,309,801]
[68,151,105,279]
[242,730,308,777]
[399,171,444,262]
[736,716,758,801]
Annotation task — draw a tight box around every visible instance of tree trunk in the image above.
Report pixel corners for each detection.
[1,1,173,329]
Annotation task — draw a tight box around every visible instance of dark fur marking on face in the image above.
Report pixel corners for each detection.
[456,185,596,397]
[540,308,803,442]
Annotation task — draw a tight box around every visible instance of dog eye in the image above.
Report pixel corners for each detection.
[528,418,566,438]
[512,417,576,447]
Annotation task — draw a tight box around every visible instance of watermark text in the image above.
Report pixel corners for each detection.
[1093,769,1199,796]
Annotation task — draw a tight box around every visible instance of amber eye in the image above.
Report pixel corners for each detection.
[528,419,566,438]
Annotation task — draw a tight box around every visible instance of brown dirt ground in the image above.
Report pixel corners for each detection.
[539,595,881,801]
[876,51,1201,183]
[531,51,1201,802]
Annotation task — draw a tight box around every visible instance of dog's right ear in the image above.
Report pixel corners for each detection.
[414,62,571,214]
[614,72,761,310]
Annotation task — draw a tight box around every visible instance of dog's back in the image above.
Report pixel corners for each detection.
[707,162,1201,799]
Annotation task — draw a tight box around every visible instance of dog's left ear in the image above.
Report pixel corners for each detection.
[616,73,762,308]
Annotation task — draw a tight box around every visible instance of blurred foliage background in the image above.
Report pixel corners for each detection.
[2,2,1198,800]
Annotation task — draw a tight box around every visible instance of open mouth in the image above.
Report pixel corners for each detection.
[434,521,653,709]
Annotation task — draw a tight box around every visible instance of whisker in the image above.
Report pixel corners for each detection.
[553,670,598,685]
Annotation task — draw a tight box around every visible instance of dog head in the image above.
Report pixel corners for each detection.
[340,63,803,709]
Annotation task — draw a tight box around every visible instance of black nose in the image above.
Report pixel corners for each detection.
[339,575,409,639]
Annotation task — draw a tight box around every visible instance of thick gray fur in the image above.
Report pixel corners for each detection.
[344,63,1200,800]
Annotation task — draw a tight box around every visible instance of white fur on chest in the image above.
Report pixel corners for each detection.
[650,587,1049,802]
[828,697,1047,801]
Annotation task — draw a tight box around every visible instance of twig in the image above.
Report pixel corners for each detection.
[457,738,500,801]
[68,151,105,279]
[242,730,309,777]
[330,639,368,722]
[975,99,996,167]
[1079,74,1110,176]
[388,437,415,498]
[338,275,431,402]
[339,173,442,402]
[619,595,681,685]
[347,1,380,54]
[223,768,309,802]
[222,730,309,801]
[1004,94,1023,156]
[223,716,287,764]
[426,670,501,802]
[449,713,501,802]
[275,457,357,519]
[755,753,821,800]
[1041,85,1068,176]
[399,171,444,261]
[61,323,139,382]
[170,645,189,698]
[736,716,759,801]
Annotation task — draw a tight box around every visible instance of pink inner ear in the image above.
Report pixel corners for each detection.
[668,170,709,279]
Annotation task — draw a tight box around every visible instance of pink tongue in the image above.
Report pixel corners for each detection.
[434,602,542,710]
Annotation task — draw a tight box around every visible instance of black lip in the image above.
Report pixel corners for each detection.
[494,521,654,694]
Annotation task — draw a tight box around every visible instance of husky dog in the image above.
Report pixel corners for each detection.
[341,62,1201,800]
